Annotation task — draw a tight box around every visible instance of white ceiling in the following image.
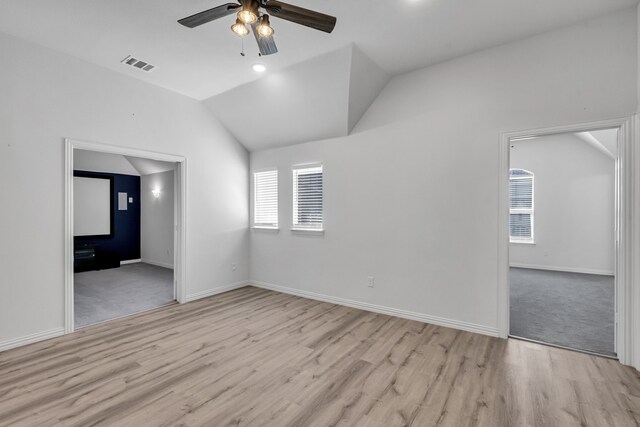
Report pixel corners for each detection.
[74,149,175,176]
[75,150,141,176]
[589,129,618,156]
[125,156,176,176]
[204,44,389,150]
[579,129,618,158]
[0,0,636,100]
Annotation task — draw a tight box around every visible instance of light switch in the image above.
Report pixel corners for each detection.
[118,192,128,210]
[129,197,134,203]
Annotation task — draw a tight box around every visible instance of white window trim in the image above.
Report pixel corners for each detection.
[291,228,325,234]
[253,168,279,229]
[252,226,280,232]
[509,171,534,244]
[292,163,324,232]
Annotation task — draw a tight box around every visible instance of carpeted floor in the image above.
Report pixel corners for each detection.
[510,267,615,356]
[74,263,174,328]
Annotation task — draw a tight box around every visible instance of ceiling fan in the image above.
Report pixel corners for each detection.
[178,0,337,56]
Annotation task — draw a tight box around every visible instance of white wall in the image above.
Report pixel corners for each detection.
[509,134,615,275]
[249,10,637,335]
[141,170,175,269]
[0,32,249,347]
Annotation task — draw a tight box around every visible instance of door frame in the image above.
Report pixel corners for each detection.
[64,138,187,334]
[497,117,635,365]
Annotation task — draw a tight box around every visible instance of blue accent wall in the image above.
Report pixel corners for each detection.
[74,170,140,261]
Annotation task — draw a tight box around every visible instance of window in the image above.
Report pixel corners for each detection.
[509,168,534,243]
[292,164,323,230]
[253,169,278,228]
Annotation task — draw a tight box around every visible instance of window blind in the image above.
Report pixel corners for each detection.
[293,165,323,230]
[509,169,534,242]
[254,169,278,228]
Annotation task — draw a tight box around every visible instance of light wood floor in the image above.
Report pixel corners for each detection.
[1,287,639,426]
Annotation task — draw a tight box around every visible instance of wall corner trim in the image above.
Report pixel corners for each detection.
[184,281,251,303]
[248,280,500,338]
[0,328,65,353]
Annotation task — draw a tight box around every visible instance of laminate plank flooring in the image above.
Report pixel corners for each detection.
[1,286,639,426]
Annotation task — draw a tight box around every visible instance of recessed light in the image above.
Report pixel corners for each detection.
[252,64,266,73]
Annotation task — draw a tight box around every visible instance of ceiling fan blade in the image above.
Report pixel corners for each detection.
[264,1,336,33]
[251,21,278,55]
[178,3,241,28]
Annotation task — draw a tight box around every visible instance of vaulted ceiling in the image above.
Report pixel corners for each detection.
[0,0,636,100]
[75,150,175,176]
[204,44,389,150]
[575,129,618,159]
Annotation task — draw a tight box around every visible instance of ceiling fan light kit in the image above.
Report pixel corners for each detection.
[178,0,337,56]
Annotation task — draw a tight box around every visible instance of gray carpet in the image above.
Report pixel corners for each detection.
[74,263,174,328]
[510,267,615,356]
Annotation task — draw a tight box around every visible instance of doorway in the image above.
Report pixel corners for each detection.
[508,129,617,356]
[498,118,633,362]
[64,139,186,333]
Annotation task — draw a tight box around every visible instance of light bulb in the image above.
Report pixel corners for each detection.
[257,15,274,37]
[252,64,266,73]
[231,19,249,37]
[237,9,258,24]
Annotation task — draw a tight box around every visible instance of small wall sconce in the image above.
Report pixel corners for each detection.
[152,189,161,198]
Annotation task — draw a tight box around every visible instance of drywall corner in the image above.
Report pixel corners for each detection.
[347,45,390,134]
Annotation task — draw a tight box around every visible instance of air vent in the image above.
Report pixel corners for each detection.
[120,55,156,73]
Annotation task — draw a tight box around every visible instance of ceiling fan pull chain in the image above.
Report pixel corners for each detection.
[240,36,245,56]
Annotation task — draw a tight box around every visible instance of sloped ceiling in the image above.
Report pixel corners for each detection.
[348,46,390,134]
[74,149,140,175]
[0,0,636,99]
[125,156,175,175]
[588,129,618,157]
[574,129,618,159]
[74,149,175,176]
[204,44,389,151]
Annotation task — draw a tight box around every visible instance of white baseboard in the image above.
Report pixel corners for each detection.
[509,263,614,276]
[249,280,499,338]
[120,258,142,266]
[185,281,250,303]
[141,259,174,269]
[0,327,65,353]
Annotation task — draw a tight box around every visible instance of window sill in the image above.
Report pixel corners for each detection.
[510,240,535,245]
[252,226,279,232]
[291,228,324,235]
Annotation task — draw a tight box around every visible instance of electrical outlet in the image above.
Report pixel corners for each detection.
[543,250,549,257]
[367,276,375,288]
[232,263,237,271]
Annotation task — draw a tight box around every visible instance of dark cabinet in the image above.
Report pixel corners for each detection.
[74,244,120,272]
[74,244,97,272]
